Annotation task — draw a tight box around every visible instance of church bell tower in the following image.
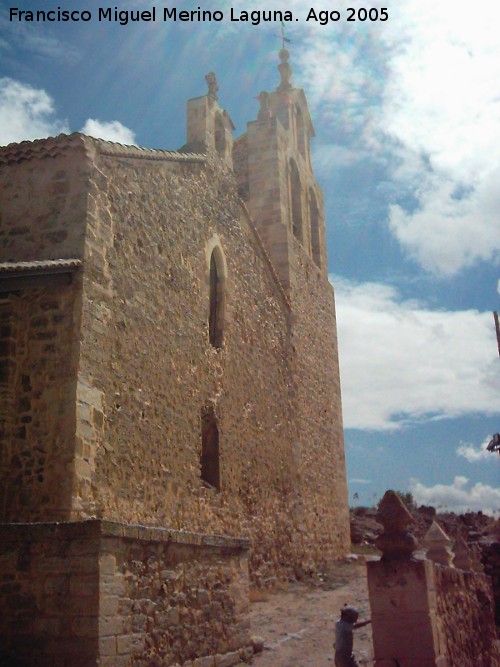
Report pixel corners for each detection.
[233,47,327,291]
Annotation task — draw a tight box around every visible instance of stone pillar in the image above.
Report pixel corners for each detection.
[367,491,499,667]
[368,491,440,667]
[368,558,441,667]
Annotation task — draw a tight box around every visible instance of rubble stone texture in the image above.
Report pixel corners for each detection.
[0,520,251,667]
[0,57,350,664]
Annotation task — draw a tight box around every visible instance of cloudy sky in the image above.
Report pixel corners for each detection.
[1,0,499,514]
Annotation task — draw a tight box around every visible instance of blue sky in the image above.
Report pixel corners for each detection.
[1,0,499,514]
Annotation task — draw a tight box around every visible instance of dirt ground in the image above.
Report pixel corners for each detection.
[249,559,374,667]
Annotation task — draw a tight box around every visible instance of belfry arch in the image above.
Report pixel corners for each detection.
[309,188,321,268]
[289,158,303,243]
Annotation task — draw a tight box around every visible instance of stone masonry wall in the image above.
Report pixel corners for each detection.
[287,242,350,571]
[483,541,500,630]
[0,521,100,667]
[0,520,250,667]
[0,141,90,522]
[0,133,350,583]
[72,140,349,581]
[0,136,89,263]
[73,145,313,583]
[0,284,80,521]
[434,565,499,667]
[98,523,250,667]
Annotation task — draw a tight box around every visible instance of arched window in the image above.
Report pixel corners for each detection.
[289,159,303,243]
[201,405,220,490]
[309,188,321,268]
[296,106,306,158]
[208,246,225,349]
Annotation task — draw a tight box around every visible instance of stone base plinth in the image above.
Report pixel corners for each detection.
[0,520,251,667]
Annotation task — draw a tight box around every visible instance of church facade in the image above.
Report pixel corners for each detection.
[0,52,349,666]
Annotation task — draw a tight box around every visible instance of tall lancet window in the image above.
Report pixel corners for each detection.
[309,188,321,268]
[289,159,303,243]
[296,106,306,158]
[209,249,224,349]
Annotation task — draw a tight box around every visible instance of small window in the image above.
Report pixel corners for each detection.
[200,406,220,490]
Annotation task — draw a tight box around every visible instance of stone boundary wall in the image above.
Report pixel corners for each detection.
[434,564,499,667]
[367,558,499,667]
[0,520,251,667]
[483,541,500,630]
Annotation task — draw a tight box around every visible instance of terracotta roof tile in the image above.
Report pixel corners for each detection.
[0,259,82,275]
[0,133,206,165]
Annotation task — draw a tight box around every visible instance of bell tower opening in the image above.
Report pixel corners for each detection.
[289,158,303,243]
[309,188,321,268]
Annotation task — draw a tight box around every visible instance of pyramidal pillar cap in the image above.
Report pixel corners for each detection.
[424,520,454,567]
[374,490,418,561]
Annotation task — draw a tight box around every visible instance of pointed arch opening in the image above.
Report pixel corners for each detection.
[309,188,321,268]
[206,239,226,350]
[296,106,306,158]
[289,159,303,243]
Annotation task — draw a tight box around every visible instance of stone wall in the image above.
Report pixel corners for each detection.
[483,541,500,630]
[434,565,499,666]
[0,140,90,522]
[367,558,499,667]
[287,242,350,572]
[0,283,81,522]
[0,135,89,262]
[74,143,316,582]
[0,133,350,583]
[0,520,250,667]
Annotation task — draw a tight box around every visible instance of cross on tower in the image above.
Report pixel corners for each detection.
[275,21,292,50]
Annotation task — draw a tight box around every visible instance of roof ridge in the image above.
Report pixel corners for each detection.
[0,132,206,165]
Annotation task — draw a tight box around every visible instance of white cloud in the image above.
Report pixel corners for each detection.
[0,78,137,148]
[375,2,500,275]
[350,478,372,485]
[0,77,68,145]
[389,169,500,275]
[456,436,495,463]
[80,119,136,145]
[411,476,500,517]
[333,276,500,430]
[253,0,500,276]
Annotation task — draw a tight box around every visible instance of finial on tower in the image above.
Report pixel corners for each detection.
[277,22,293,91]
[277,48,293,91]
[205,72,219,105]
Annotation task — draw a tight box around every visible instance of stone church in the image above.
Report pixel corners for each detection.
[0,50,350,666]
